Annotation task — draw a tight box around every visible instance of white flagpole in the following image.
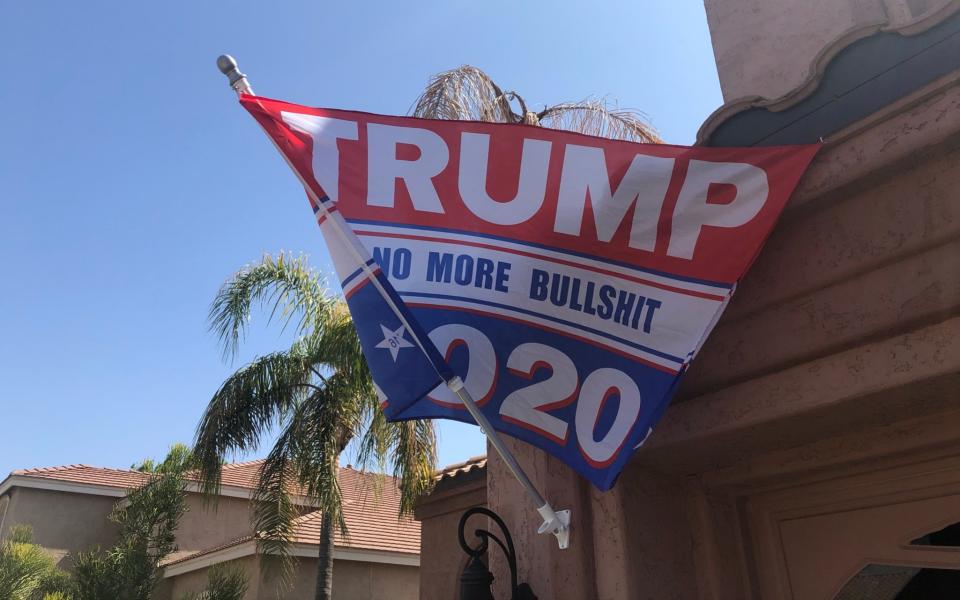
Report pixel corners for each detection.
[217,55,571,549]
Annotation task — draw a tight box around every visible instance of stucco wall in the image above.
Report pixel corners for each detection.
[175,493,257,554]
[280,557,419,600]
[0,487,259,571]
[330,559,419,600]
[160,556,259,600]
[0,487,119,570]
[414,471,487,600]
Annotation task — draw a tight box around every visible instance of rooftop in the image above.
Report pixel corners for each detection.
[435,455,487,482]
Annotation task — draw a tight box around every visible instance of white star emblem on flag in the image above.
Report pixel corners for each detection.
[375,323,414,361]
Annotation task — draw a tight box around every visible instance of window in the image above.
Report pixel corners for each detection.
[833,521,960,599]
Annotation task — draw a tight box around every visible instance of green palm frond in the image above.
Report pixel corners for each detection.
[354,413,436,516]
[209,253,332,360]
[391,419,437,515]
[354,408,392,475]
[250,425,302,582]
[288,373,362,525]
[193,350,315,496]
[250,373,364,584]
[326,306,370,382]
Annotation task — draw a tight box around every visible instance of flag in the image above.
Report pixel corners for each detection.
[240,94,819,490]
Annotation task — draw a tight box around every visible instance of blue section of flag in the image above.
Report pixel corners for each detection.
[335,234,691,490]
[343,255,684,490]
[343,269,449,420]
[390,308,681,491]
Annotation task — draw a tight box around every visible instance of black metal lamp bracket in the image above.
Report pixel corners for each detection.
[458,506,538,600]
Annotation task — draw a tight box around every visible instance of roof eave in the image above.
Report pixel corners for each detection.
[0,474,317,506]
[162,540,420,577]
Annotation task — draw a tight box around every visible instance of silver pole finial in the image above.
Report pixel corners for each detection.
[217,54,253,96]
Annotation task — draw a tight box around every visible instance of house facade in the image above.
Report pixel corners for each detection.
[417,1,960,599]
[0,461,419,600]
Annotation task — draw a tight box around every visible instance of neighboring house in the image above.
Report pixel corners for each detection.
[0,461,419,600]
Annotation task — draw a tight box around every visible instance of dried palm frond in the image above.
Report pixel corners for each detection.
[411,65,518,123]
[413,65,661,143]
[537,99,661,143]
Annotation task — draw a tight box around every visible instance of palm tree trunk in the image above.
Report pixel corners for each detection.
[315,510,335,600]
[316,444,347,600]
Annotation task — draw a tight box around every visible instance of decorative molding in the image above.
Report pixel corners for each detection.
[743,452,960,598]
[162,540,419,578]
[884,0,960,35]
[697,20,885,144]
[697,0,960,146]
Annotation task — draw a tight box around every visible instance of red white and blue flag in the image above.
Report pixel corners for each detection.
[241,95,818,490]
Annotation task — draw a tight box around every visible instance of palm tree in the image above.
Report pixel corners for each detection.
[195,66,658,600]
[193,254,436,600]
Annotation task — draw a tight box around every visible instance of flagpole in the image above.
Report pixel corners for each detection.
[217,55,571,550]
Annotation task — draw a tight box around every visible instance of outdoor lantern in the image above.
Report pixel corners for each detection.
[458,507,537,600]
[460,555,495,600]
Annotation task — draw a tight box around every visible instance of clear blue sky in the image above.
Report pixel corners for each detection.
[0,1,722,476]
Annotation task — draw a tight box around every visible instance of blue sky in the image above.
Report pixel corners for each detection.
[0,1,722,476]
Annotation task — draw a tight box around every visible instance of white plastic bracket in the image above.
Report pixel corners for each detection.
[537,504,571,550]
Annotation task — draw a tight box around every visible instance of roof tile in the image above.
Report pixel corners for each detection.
[435,455,487,482]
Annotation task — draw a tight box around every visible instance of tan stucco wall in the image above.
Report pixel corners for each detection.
[175,492,258,554]
[159,555,260,600]
[482,26,960,600]
[165,556,418,600]
[0,487,119,570]
[703,0,957,102]
[0,487,259,571]
[273,557,419,600]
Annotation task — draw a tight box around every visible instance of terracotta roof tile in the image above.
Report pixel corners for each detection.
[289,471,420,554]
[10,464,152,489]
[8,461,275,493]
[435,455,487,481]
[216,460,268,490]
